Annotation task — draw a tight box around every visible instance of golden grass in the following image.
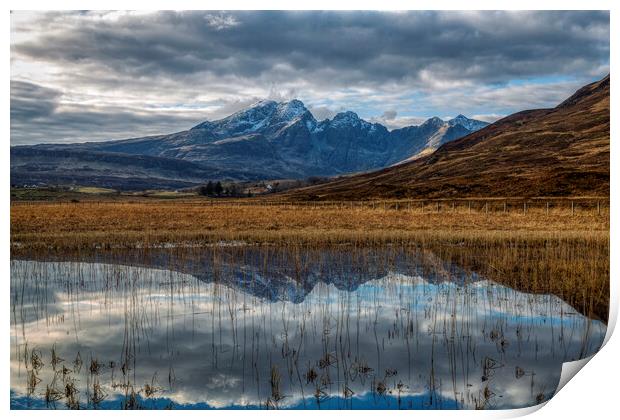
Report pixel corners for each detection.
[10,200,608,246]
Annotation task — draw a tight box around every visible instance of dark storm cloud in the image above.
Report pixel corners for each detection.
[11,81,61,120]
[10,80,204,145]
[10,10,610,144]
[13,11,609,85]
[381,110,398,120]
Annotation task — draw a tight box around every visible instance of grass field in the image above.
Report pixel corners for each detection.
[10,199,610,321]
[74,186,117,194]
[10,199,609,247]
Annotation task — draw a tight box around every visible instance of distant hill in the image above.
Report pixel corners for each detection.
[285,75,610,200]
[10,99,487,190]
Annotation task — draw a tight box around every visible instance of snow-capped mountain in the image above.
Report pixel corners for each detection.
[448,114,489,131]
[10,100,489,189]
[192,99,317,139]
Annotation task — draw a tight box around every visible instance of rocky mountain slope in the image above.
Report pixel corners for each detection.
[11,100,487,189]
[286,75,610,200]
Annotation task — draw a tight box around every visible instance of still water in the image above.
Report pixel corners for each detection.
[10,249,605,410]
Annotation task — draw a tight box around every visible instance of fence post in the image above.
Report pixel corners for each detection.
[571,201,574,216]
[468,201,471,213]
[598,201,601,215]
[523,202,527,214]
[503,202,507,213]
[485,202,488,214]
[546,202,549,215]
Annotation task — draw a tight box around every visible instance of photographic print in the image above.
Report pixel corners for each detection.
[9,9,610,411]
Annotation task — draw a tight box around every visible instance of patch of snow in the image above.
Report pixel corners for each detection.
[447,114,488,131]
[274,99,308,122]
[421,117,445,128]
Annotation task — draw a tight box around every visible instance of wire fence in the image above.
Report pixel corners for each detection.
[11,197,610,216]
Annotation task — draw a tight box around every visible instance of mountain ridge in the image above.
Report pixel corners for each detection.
[284,75,610,200]
[11,99,488,189]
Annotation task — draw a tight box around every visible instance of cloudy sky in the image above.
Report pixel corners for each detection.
[10,10,609,145]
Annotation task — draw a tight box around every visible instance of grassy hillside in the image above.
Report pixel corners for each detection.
[285,75,609,200]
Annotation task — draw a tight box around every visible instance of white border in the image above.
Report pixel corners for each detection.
[3,2,617,419]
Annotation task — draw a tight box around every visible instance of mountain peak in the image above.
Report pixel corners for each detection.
[448,114,473,123]
[447,114,489,131]
[274,99,309,121]
[232,99,279,117]
[329,111,372,130]
[283,98,305,108]
[191,99,311,133]
[421,117,445,127]
[250,99,278,107]
[333,111,360,120]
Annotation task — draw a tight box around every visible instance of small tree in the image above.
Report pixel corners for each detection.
[214,181,223,196]
[199,181,214,196]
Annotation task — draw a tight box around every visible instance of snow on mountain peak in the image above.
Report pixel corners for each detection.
[326,111,379,132]
[192,100,486,139]
[335,110,359,118]
[191,99,315,135]
[421,116,445,128]
[331,111,359,124]
[447,114,488,131]
[248,99,278,108]
[274,99,309,122]
[448,114,470,125]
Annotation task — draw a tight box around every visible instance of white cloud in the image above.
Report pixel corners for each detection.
[471,113,505,123]
[204,13,240,30]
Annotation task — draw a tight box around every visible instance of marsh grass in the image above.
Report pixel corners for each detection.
[10,200,609,320]
[10,200,608,250]
[11,231,609,322]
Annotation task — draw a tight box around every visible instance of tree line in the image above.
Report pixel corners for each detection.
[197,176,332,198]
[198,181,246,197]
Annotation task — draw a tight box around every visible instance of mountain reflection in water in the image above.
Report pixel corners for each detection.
[10,249,605,410]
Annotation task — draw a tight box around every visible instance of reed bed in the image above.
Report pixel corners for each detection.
[10,201,609,321]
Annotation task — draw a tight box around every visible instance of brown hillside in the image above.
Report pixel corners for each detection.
[287,75,610,200]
